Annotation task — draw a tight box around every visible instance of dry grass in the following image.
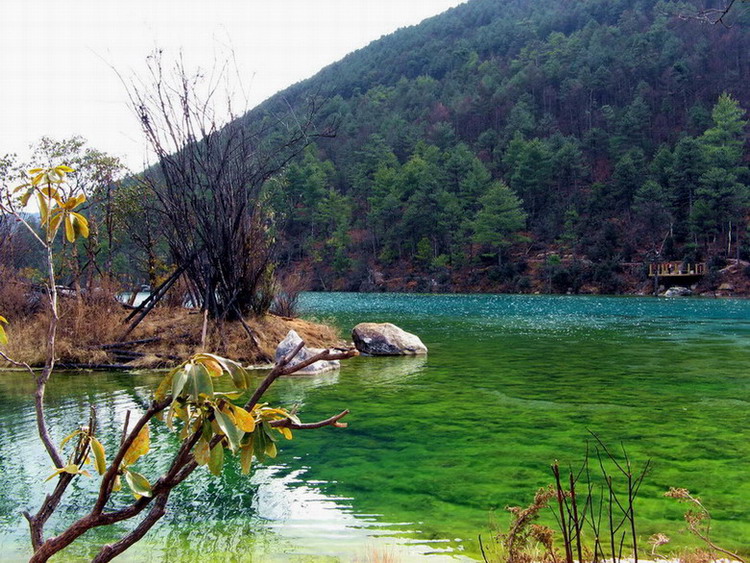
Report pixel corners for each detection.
[353,545,401,563]
[0,294,343,368]
[677,548,717,563]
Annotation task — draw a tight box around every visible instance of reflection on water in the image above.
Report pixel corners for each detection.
[1,293,750,560]
[350,356,427,386]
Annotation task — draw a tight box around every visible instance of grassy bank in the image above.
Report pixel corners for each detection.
[0,295,342,369]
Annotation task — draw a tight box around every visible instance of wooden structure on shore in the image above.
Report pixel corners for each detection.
[648,262,706,277]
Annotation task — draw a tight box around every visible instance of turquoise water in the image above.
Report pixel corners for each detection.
[0,294,749,560]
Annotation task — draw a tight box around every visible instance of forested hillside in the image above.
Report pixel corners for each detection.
[252,0,750,294]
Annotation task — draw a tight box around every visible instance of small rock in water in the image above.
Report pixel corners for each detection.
[352,322,428,356]
[275,330,340,374]
[661,286,692,297]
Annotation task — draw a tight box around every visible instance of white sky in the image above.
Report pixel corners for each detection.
[0,0,467,171]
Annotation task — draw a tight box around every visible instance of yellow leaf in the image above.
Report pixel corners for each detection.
[64,215,75,242]
[28,168,44,174]
[0,316,7,346]
[194,438,210,466]
[69,193,86,208]
[19,188,33,207]
[71,212,89,239]
[44,463,88,482]
[60,429,82,450]
[55,165,75,173]
[123,425,150,467]
[230,405,256,433]
[197,357,223,377]
[265,441,277,459]
[48,213,63,238]
[208,443,224,476]
[113,474,122,492]
[91,438,107,475]
[37,193,49,225]
[39,186,61,200]
[154,370,175,402]
[278,426,293,440]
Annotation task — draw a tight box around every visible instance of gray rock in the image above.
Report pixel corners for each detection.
[275,330,340,375]
[719,283,734,291]
[661,286,692,297]
[352,322,428,356]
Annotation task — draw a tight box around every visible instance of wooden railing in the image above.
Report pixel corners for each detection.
[648,262,706,277]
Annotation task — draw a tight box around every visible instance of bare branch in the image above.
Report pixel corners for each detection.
[92,493,170,563]
[245,343,357,411]
[675,0,747,26]
[270,409,350,429]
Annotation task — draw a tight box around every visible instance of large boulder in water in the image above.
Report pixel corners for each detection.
[275,330,340,374]
[352,323,428,356]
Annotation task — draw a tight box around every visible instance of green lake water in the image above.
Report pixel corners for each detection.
[0,293,749,561]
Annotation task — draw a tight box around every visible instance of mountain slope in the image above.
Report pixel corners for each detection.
[246,0,750,294]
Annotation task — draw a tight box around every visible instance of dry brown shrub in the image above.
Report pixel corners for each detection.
[678,548,714,563]
[0,269,42,320]
[270,272,309,318]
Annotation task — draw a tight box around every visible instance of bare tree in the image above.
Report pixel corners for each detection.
[125,51,334,320]
[676,0,750,26]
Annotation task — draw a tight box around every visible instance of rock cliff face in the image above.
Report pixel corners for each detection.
[351,323,428,356]
[275,330,340,374]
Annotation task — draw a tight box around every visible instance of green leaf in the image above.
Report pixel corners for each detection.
[213,406,244,453]
[90,438,107,475]
[124,469,152,498]
[262,421,278,443]
[225,359,250,390]
[171,368,189,399]
[208,443,224,476]
[240,440,254,475]
[201,419,213,442]
[253,429,266,463]
[188,362,214,401]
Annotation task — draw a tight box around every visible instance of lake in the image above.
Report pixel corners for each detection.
[1,293,748,561]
